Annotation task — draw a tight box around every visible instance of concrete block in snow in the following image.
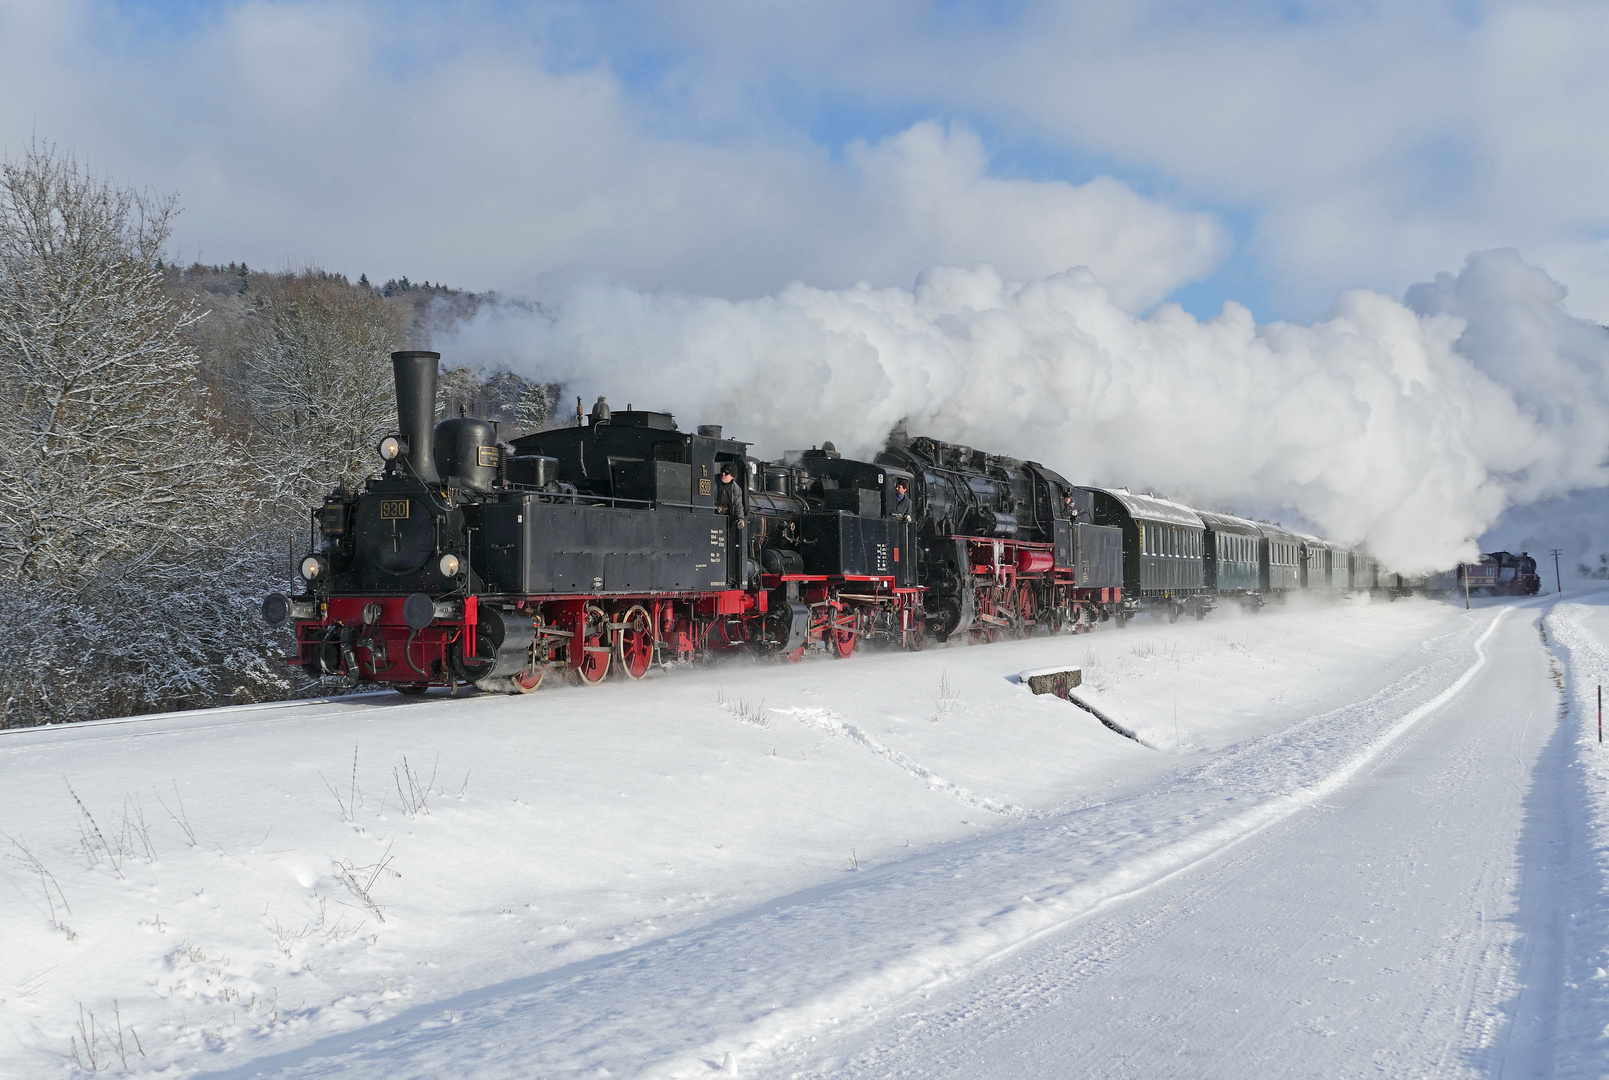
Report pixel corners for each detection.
[1020,666,1083,698]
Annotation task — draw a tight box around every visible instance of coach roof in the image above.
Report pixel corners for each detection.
[1083,487,1205,530]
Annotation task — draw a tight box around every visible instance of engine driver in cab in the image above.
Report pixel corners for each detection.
[1062,491,1084,523]
[891,477,912,521]
[716,462,746,523]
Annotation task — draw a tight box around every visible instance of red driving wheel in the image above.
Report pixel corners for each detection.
[574,604,611,685]
[615,605,654,680]
[831,610,858,659]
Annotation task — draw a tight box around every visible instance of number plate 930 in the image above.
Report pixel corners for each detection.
[379,498,410,520]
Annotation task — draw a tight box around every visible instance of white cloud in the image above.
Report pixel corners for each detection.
[598,1,1609,319]
[843,122,1224,310]
[0,1,1221,309]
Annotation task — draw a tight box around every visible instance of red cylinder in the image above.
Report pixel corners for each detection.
[1015,549,1055,574]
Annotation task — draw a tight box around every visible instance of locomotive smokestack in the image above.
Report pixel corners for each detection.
[391,350,442,484]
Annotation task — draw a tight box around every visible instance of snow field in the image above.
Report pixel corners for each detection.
[0,594,1501,1076]
[759,595,1570,1079]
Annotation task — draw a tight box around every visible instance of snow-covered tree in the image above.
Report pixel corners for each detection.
[514,380,550,431]
[228,272,401,505]
[437,364,483,420]
[0,143,245,586]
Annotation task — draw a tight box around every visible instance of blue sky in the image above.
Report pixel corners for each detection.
[6,0,1608,324]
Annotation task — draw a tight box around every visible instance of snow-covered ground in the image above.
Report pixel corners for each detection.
[2,590,1605,1078]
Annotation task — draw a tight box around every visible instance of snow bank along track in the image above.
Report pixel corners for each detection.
[194,606,1518,1080]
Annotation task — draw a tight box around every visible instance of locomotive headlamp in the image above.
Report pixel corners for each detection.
[377,434,404,461]
[300,554,329,581]
[438,553,461,577]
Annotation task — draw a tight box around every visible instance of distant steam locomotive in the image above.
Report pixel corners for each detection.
[262,351,1538,693]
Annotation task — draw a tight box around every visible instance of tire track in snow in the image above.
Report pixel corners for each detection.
[773,705,1038,819]
[648,607,1515,1079]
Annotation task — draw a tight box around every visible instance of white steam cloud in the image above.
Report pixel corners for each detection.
[445,249,1609,574]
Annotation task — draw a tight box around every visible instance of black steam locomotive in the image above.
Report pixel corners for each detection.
[267,352,942,691]
[264,350,1528,694]
[875,437,1124,640]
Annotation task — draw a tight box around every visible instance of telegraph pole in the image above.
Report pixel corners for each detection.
[1550,549,1563,595]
